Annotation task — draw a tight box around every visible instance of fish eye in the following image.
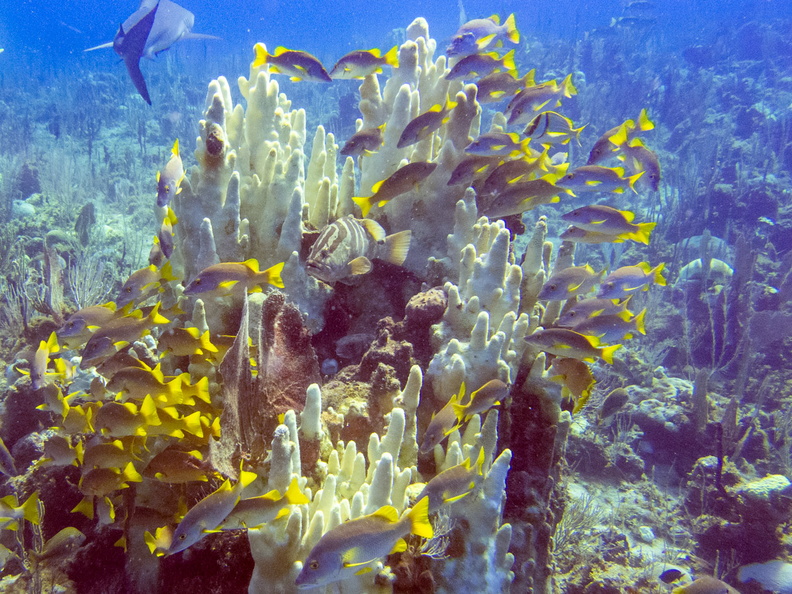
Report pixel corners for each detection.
[309,560,320,570]
[178,534,186,541]
[320,248,330,257]
[124,287,132,293]
[548,284,557,291]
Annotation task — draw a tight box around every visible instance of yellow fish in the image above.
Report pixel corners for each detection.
[183,259,285,295]
[417,449,485,512]
[0,492,41,531]
[523,328,621,364]
[93,395,161,437]
[219,477,309,530]
[156,140,185,208]
[252,45,332,82]
[295,496,433,588]
[329,47,398,79]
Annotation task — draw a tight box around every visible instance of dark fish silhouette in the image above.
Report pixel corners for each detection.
[85,1,218,105]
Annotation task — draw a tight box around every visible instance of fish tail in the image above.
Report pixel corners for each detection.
[199,330,219,354]
[160,260,178,283]
[122,461,143,484]
[18,492,41,526]
[72,496,94,519]
[148,302,170,325]
[560,73,577,97]
[383,45,399,67]
[183,411,204,437]
[652,263,667,286]
[352,195,373,217]
[573,124,587,146]
[252,43,269,68]
[504,13,520,44]
[451,401,468,422]
[627,171,644,192]
[380,230,412,266]
[260,261,285,289]
[634,308,647,335]
[405,496,434,538]
[636,108,655,131]
[634,221,656,244]
[140,395,161,427]
[500,49,517,76]
[600,344,622,364]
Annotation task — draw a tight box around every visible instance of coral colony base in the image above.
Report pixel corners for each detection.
[3,10,789,594]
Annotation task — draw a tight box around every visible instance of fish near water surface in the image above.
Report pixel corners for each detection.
[85,0,219,105]
[446,13,520,57]
[306,215,411,285]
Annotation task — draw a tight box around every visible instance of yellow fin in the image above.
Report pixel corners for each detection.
[390,538,407,554]
[371,505,399,523]
[284,478,310,505]
[406,496,433,538]
[360,218,386,241]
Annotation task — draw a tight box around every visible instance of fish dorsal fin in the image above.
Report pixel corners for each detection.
[243,258,260,273]
[368,48,382,57]
[359,218,386,241]
[274,46,289,56]
[348,257,372,276]
[390,538,407,554]
[371,505,399,523]
[371,178,385,194]
[488,14,501,24]
[620,209,635,222]
[171,139,179,157]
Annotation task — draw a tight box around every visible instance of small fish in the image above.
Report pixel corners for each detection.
[559,226,632,244]
[615,137,661,191]
[352,161,437,216]
[481,176,572,218]
[157,326,218,357]
[479,150,552,196]
[445,50,516,81]
[93,395,161,437]
[453,379,508,422]
[397,100,457,148]
[570,309,647,343]
[157,207,178,259]
[78,462,142,498]
[671,576,739,594]
[420,385,465,453]
[106,364,185,406]
[598,387,630,422]
[524,328,621,364]
[557,297,633,328]
[0,437,17,476]
[676,258,733,285]
[82,439,135,470]
[335,333,374,360]
[295,496,433,589]
[538,265,603,301]
[506,74,577,126]
[597,262,666,300]
[561,205,656,244]
[340,125,385,157]
[524,111,586,146]
[465,132,530,157]
[475,70,535,103]
[39,434,83,468]
[117,260,177,307]
[27,332,60,390]
[167,468,257,555]
[252,44,332,82]
[329,47,398,79]
[587,109,654,165]
[417,449,485,512]
[0,492,41,531]
[146,406,205,440]
[447,155,501,186]
[556,165,643,194]
[446,13,519,57]
[219,477,309,530]
[183,259,285,295]
[144,448,210,483]
[30,527,86,568]
[58,302,122,348]
[548,357,595,413]
[306,215,411,285]
[157,140,184,207]
[80,303,170,368]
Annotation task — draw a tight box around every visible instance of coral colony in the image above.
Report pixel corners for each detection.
[5,9,790,594]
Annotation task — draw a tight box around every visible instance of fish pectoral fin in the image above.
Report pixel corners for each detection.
[443,492,471,504]
[355,567,374,576]
[348,257,372,276]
